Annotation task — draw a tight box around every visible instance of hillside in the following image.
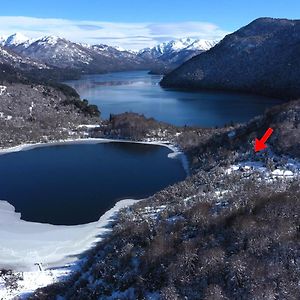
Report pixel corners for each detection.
[161,18,300,99]
[0,56,100,149]
[29,99,300,299]
[0,45,47,71]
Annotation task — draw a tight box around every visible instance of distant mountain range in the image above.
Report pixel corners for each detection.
[138,38,218,74]
[0,33,145,73]
[161,18,300,99]
[0,33,218,76]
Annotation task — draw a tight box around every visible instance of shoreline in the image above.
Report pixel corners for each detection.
[0,198,139,272]
[0,137,189,272]
[0,137,190,175]
[0,198,140,300]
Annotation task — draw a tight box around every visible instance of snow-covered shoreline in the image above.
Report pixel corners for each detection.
[0,137,190,175]
[0,137,189,298]
[0,198,139,272]
[0,136,188,270]
[0,199,139,300]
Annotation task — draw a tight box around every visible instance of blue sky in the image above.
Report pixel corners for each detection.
[0,0,299,49]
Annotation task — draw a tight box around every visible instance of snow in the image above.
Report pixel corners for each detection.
[225,165,240,174]
[0,267,69,300]
[140,205,167,219]
[225,160,300,180]
[0,112,12,121]
[215,190,229,197]
[139,37,219,57]
[0,198,139,299]
[0,85,7,95]
[154,142,189,176]
[0,44,47,69]
[0,199,139,272]
[77,124,101,129]
[29,101,35,116]
[271,169,294,177]
[162,38,217,52]
[0,137,189,297]
[0,36,6,46]
[186,39,219,51]
[37,35,61,46]
[3,33,30,47]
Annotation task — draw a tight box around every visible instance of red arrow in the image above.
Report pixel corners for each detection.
[254,128,273,152]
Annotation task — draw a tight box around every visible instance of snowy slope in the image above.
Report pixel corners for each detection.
[0,45,47,70]
[3,33,31,47]
[2,34,145,72]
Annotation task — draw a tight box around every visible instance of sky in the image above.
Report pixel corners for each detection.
[0,0,299,49]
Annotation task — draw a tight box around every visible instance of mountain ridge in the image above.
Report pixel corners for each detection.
[1,33,219,75]
[161,17,300,99]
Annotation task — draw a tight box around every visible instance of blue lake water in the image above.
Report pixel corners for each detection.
[66,70,283,127]
[1,71,283,226]
[0,142,185,225]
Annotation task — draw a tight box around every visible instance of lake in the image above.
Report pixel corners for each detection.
[0,142,186,225]
[65,70,283,127]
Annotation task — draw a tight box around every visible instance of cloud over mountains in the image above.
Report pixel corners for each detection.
[0,16,229,49]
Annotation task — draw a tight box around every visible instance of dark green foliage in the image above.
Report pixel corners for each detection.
[62,98,100,117]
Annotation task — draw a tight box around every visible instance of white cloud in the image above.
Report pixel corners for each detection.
[0,16,229,50]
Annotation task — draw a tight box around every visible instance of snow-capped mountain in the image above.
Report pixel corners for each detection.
[0,33,219,76]
[12,36,94,68]
[1,32,32,47]
[138,38,218,59]
[2,34,145,72]
[137,38,219,74]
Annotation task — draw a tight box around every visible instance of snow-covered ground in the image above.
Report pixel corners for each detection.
[0,85,7,96]
[0,199,139,299]
[0,266,70,300]
[225,159,300,180]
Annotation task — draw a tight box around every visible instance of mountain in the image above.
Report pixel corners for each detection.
[138,38,218,74]
[2,34,146,73]
[161,18,300,99]
[0,32,32,47]
[0,44,47,71]
[1,34,219,77]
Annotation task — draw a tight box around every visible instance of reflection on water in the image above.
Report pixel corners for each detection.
[65,70,283,127]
